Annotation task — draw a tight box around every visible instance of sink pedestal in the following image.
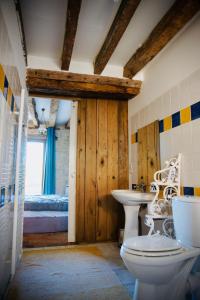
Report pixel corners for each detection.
[111,189,154,242]
[124,205,140,241]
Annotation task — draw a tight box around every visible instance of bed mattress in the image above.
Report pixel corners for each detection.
[23,211,68,233]
[24,194,68,211]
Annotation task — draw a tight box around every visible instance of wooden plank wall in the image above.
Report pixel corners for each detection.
[76,99,128,243]
[138,120,160,190]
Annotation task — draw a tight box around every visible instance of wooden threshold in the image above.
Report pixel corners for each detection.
[23,232,69,248]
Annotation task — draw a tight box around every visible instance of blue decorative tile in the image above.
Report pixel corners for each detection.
[184,187,194,196]
[172,111,180,128]
[132,184,137,190]
[191,101,200,121]
[11,95,15,112]
[159,120,164,133]
[3,76,8,100]
[11,184,15,202]
[0,188,5,207]
[8,185,12,202]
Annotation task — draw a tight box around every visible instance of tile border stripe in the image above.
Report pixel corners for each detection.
[159,100,200,133]
[0,64,17,112]
[132,184,200,196]
[182,186,200,196]
[131,99,200,144]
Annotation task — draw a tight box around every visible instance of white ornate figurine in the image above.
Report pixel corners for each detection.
[145,153,181,235]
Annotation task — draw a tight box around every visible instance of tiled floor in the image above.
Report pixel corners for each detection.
[6,243,135,300]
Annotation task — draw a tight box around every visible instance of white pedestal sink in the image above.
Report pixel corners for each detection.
[111,190,154,241]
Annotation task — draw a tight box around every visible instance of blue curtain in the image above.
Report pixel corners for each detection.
[43,127,56,194]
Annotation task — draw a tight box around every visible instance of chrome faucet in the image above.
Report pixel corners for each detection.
[140,182,146,192]
[133,182,146,192]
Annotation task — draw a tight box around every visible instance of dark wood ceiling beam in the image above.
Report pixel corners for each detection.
[14,0,27,65]
[27,69,141,88]
[94,0,141,75]
[124,0,200,78]
[61,0,82,70]
[26,69,142,101]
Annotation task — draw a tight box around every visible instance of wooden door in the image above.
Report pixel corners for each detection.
[76,99,128,243]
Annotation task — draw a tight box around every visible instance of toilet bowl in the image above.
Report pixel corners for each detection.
[120,196,200,300]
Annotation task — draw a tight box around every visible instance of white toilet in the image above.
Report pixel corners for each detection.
[120,196,200,300]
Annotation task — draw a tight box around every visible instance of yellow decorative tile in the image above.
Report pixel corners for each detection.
[0,64,5,93]
[194,187,200,196]
[164,116,172,131]
[7,86,12,107]
[131,133,136,144]
[180,186,184,195]
[14,101,17,112]
[180,106,191,124]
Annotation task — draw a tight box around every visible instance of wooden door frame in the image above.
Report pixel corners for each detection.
[68,101,78,243]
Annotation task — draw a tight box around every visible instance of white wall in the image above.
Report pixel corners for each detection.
[0,92,16,296]
[129,13,200,116]
[0,0,26,88]
[0,0,27,296]
[128,14,200,194]
[68,102,78,243]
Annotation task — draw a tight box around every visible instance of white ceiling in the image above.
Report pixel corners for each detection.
[23,0,177,126]
[21,0,175,77]
[109,0,175,66]
[35,98,72,126]
[35,98,51,122]
[21,0,67,60]
[56,100,72,126]
[71,0,121,63]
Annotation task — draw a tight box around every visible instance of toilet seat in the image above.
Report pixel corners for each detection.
[123,247,185,257]
[123,235,184,257]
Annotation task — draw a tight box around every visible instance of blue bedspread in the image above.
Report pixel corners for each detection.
[24,194,68,211]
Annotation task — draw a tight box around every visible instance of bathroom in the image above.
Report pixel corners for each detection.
[0,0,200,299]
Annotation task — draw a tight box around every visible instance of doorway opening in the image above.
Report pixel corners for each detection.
[23,98,72,247]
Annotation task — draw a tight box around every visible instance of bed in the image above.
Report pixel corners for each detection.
[23,194,68,234]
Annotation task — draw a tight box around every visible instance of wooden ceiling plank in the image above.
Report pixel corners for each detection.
[48,100,59,127]
[61,0,82,70]
[94,0,141,75]
[26,69,142,101]
[124,0,200,78]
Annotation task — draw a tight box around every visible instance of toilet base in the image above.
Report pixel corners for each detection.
[133,280,170,300]
[132,257,196,300]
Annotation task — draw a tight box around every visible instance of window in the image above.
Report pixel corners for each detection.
[25,141,45,195]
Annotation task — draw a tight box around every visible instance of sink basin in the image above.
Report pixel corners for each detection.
[111,190,154,206]
[111,189,155,241]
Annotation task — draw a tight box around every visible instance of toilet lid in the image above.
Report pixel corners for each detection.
[124,235,182,252]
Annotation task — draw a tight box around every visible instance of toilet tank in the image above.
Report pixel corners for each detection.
[172,196,200,248]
